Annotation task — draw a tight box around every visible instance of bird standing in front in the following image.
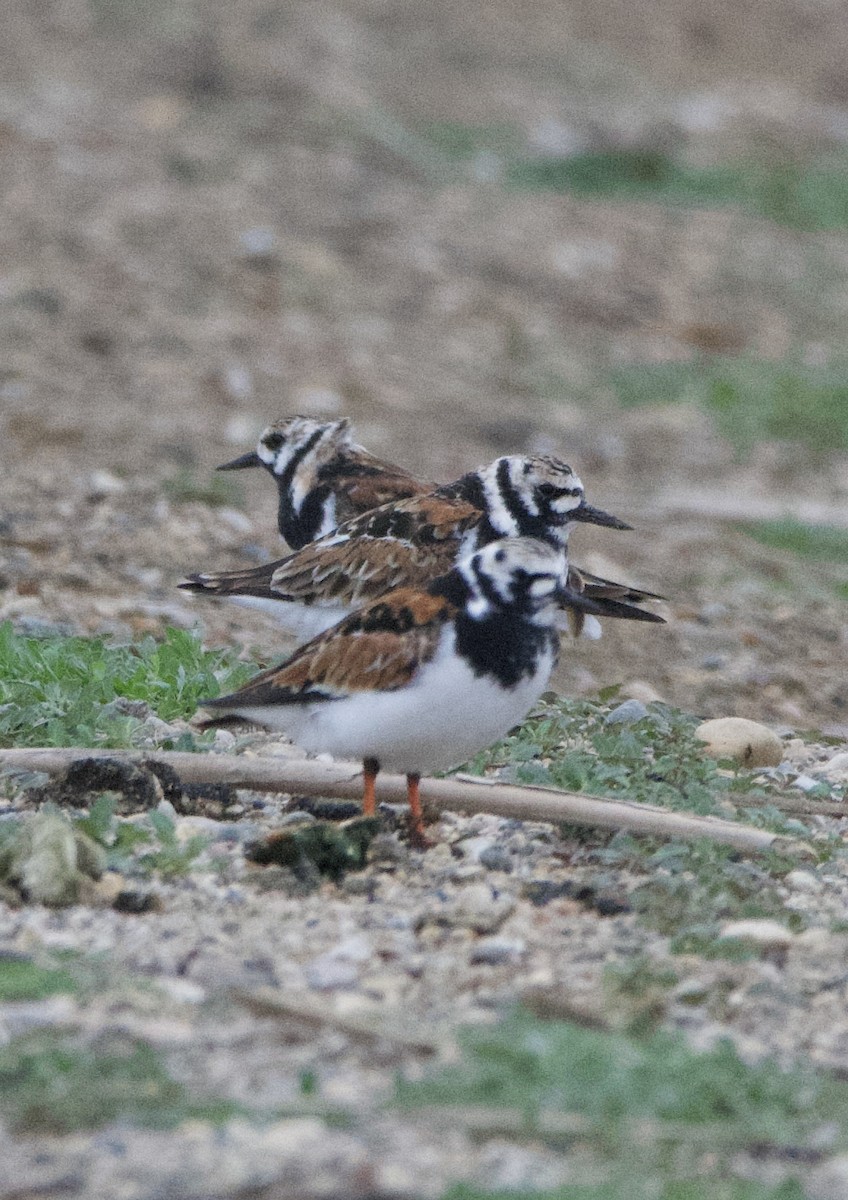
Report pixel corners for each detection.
[198,537,603,845]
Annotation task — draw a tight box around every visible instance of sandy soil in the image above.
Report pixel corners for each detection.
[1,4,848,1196]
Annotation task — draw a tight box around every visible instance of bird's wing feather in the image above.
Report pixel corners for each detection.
[204,588,453,707]
[180,495,480,605]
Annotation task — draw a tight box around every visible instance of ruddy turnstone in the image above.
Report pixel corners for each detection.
[198,537,601,844]
[217,416,430,550]
[181,454,664,640]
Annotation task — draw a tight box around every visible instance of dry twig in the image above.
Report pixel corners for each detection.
[233,987,446,1056]
[0,747,811,855]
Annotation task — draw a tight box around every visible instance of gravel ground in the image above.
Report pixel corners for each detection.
[1,3,848,1196]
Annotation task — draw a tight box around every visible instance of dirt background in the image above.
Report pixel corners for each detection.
[1,0,846,731]
[2,5,848,1198]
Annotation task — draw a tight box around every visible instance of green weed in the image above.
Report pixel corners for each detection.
[163,469,245,508]
[0,957,80,1002]
[462,697,819,946]
[741,519,848,562]
[465,697,780,819]
[425,121,520,163]
[0,1031,242,1134]
[623,840,803,950]
[443,1182,804,1200]
[421,117,848,231]
[403,1010,836,1196]
[508,149,848,232]
[0,624,254,748]
[76,795,208,878]
[608,356,848,457]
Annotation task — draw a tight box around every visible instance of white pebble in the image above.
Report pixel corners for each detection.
[695,718,783,767]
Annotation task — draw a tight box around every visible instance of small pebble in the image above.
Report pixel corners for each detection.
[620,680,665,704]
[719,919,795,951]
[479,845,513,873]
[305,955,360,991]
[785,870,823,894]
[673,978,711,1006]
[470,937,526,965]
[604,699,649,726]
[239,227,277,258]
[792,774,826,793]
[816,752,848,781]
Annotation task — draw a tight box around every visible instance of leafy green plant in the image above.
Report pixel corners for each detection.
[624,840,803,951]
[465,697,781,819]
[420,116,848,232]
[0,623,254,748]
[462,697,822,946]
[76,795,208,878]
[424,121,520,162]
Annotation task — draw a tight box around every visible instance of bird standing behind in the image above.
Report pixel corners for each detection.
[217,416,430,550]
[183,454,664,641]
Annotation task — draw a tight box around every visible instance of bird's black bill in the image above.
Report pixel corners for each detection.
[216,450,262,472]
[570,502,632,531]
[586,598,665,623]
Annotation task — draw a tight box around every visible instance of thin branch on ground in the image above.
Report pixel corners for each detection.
[233,987,445,1056]
[0,747,812,855]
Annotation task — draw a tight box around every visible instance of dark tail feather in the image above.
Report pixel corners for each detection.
[179,565,280,599]
[579,573,666,605]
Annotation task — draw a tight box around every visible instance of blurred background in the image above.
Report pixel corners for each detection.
[1,0,846,728]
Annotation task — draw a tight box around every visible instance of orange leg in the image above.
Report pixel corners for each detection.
[362,757,379,817]
[406,773,431,848]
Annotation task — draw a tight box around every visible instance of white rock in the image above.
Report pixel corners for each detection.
[305,955,359,991]
[87,469,125,496]
[785,870,823,894]
[217,507,254,535]
[327,934,373,963]
[807,1152,848,1200]
[447,884,517,934]
[156,977,207,1005]
[695,717,783,767]
[470,937,526,965]
[224,414,261,444]
[719,919,795,950]
[620,680,666,704]
[604,699,649,726]
[792,773,825,792]
[816,751,848,781]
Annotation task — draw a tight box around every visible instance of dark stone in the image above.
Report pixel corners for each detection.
[113,889,163,914]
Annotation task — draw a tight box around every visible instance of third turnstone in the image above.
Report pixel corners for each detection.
[217,416,430,550]
[182,454,664,640]
[198,537,600,844]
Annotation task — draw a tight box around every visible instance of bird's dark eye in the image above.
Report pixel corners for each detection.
[263,433,284,451]
[537,483,560,498]
[494,548,506,563]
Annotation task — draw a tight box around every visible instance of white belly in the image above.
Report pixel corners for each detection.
[554,611,603,641]
[226,596,351,640]
[227,628,557,776]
